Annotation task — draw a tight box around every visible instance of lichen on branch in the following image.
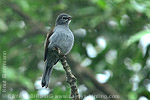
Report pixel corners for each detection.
[54,47,80,100]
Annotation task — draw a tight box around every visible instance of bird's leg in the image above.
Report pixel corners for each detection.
[52,47,64,56]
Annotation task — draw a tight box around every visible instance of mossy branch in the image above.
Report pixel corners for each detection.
[54,47,80,100]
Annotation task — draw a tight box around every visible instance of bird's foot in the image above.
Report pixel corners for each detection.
[52,47,63,56]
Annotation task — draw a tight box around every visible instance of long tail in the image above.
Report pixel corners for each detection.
[41,53,59,88]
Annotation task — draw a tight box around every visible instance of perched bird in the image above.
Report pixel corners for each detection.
[41,13,74,88]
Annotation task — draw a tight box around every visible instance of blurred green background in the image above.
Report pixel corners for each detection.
[0,0,150,100]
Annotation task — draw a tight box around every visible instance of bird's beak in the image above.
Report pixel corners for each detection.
[68,16,72,20]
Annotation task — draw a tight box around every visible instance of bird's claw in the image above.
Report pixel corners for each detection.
[52,47,63,56]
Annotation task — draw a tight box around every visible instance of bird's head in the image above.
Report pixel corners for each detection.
[55,13,72,26]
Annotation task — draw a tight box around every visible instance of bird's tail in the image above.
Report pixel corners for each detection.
[41,53,59,88]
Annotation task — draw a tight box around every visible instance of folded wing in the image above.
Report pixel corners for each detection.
[44,27,55,61]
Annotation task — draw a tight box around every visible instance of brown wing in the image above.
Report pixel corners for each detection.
[44,27,55,61]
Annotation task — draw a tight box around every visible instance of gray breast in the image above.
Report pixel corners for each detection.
[48,26,74,55]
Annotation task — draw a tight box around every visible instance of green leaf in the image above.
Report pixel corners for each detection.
[128,92,138,100]
[0,19,8,32]
[125,29,150,46]
[16,0,29,11]
[19,75,34,90]
[76,7,98,16]
[89,16,102,28]
[6,67,34,90]
[96,0,106,9]
[6,67,18,81]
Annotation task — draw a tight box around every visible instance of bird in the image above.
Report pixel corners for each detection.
[41,13,74,88]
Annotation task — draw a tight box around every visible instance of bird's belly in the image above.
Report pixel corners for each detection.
[58,36,73,54]
[49,33,74,55]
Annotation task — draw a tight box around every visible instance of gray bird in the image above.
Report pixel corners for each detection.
[41,13,74,88]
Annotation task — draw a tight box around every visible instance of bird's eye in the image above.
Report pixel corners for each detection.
[62,16,68,20]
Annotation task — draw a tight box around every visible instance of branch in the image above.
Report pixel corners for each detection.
[68,56,124,100]
[10,27,46,47]
[5,1,46,47]
[6,1,36,25]
[54,48,80,100]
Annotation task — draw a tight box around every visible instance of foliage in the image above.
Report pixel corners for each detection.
[0,0,150,100]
